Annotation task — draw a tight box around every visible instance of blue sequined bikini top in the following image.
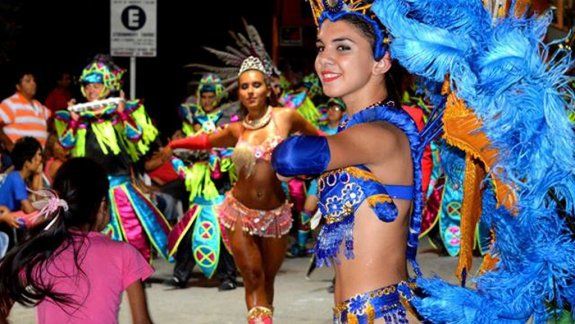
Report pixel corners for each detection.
[317,165,413,225]
[314,105,424,272]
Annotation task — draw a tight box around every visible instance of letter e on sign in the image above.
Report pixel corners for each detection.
[121,5,146,31]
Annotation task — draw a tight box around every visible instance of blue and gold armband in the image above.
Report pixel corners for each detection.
[271,135,330,177]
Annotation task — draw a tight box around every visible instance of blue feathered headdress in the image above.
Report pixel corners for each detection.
[373,0,575,321]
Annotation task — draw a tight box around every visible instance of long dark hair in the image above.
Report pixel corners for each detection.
[0,158,109,315]
[339,15,403,105]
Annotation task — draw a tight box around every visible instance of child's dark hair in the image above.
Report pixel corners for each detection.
[0,158,109,315]
[11,137,41,171]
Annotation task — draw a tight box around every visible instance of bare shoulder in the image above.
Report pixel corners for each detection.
[271,106,293,118]
[223,121,243,137]
[270,106,297,125]
[344,121,402,143]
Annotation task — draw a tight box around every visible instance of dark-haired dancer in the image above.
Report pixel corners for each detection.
[272,1,424,322]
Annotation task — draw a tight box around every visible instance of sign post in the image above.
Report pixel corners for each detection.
[110,0,157,99]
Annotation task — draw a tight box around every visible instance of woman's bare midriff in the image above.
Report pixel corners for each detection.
[334,199,411,304]
[231,162,286,210]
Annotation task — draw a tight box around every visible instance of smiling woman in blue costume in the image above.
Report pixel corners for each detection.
[54,55,171,263]
[272,1,424,322]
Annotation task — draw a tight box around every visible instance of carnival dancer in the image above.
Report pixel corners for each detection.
[272,1,427,322]
[54,55,171,262]
[167,53,320,322]
[167,73,238,290]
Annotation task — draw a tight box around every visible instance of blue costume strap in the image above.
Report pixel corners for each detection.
[355,165,414,200]
[384,185,414,200]
[347,106,423,276]
[272,135,330,176]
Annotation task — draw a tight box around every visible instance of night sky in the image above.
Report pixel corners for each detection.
[1,0,289,136]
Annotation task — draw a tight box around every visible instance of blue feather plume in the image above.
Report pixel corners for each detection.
[373,0,575,321]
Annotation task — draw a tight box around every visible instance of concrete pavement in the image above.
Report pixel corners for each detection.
[8,240,480,323]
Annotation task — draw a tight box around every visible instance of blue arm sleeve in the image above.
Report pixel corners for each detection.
[271,135,330,177]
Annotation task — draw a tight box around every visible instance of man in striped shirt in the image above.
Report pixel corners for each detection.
[0,71,51,151]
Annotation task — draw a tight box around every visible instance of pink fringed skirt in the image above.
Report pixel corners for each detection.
[219,192,293,238]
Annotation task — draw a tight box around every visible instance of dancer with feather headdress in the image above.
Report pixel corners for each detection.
[273,0,575,322]
[167,20,322,323]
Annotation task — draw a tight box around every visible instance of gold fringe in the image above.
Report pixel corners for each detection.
[400,295,417,320]
[456,156,485,281]
[366,302,375,323]
[479,252,500,275]
[442,91,517,214]
[347,312,359,324]
[367,194,393,208]
[319,166,379,183]
[231,145,257,178]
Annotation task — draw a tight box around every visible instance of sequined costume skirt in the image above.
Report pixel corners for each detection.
[219,192,293,238]
[333,282,415,324]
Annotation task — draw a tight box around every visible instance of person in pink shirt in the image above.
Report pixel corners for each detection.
[0,158,154,324]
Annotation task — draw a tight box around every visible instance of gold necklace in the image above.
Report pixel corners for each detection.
[242,106,272,130]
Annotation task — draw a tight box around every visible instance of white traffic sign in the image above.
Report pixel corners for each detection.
[110,0,157,57]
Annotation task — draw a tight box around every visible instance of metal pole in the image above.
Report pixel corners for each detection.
[130,56,136,99]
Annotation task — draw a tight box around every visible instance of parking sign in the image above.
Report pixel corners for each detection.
[111,0,157,57]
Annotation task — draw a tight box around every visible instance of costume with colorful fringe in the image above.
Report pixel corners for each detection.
[55,103,170,262]
[373,0,575,321]
[55,57,170,262]
[273,103,425,322]
[275,2,432,322]
[167,110,236,279]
